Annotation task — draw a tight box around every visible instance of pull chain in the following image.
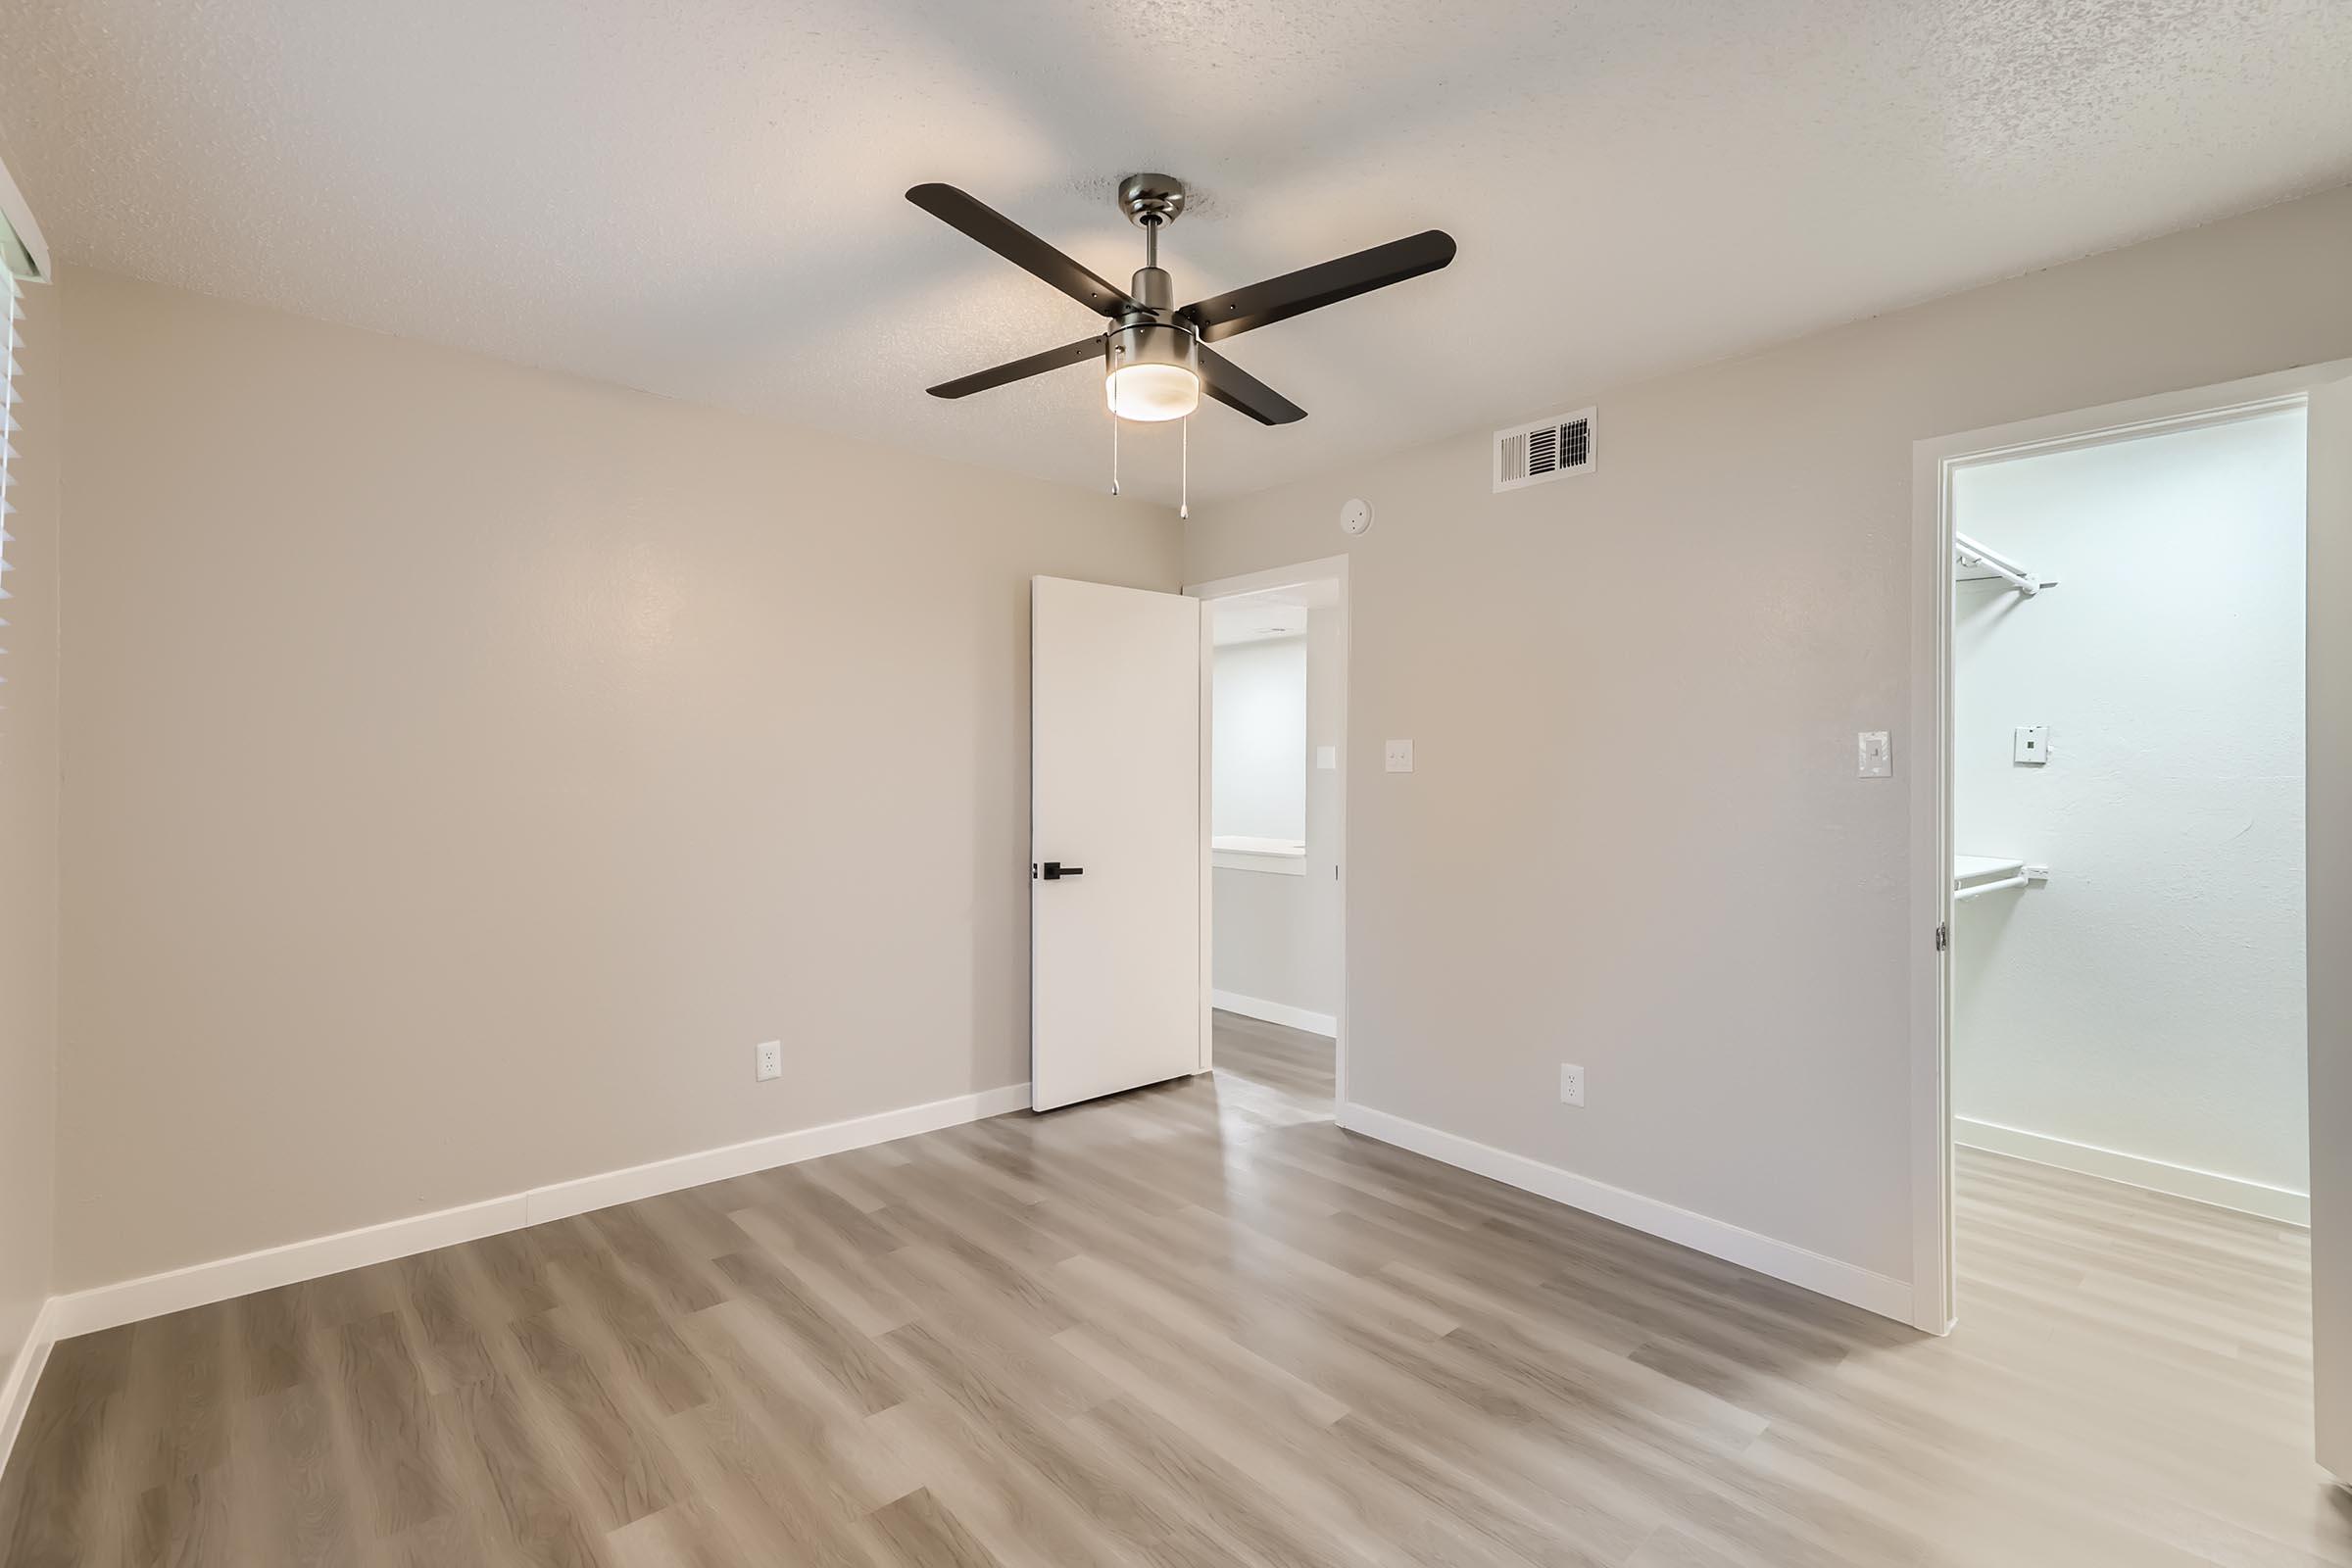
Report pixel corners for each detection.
[1180,416,1189,519]
[1108,343,1121,495]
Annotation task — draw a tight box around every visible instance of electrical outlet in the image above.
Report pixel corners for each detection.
[755,1041,782,1082]
[1559,1063,1585,1107]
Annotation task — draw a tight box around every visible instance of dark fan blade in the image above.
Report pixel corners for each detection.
[927,335,1106,399]
[906,183,1137,318]
[1180,229,1456,343]
[1199,346,1305,425]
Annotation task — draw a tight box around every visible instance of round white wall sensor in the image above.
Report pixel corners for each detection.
[1339,498,1373,536]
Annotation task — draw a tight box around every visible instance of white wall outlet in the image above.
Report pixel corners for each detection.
[1385,739,1413,773]
[1559,1063,1585,1107]
[2013,724,2048,765]
[755,1041,782,1082]
[1857,730,1892,778]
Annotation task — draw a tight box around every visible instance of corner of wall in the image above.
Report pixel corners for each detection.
[0,266,65,1485]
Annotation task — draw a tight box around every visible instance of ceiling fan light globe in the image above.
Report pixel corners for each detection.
[1105,363,1200,422]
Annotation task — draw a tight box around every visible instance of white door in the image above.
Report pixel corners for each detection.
[1031,576,1204,1111]
[2309,374,2352,1478]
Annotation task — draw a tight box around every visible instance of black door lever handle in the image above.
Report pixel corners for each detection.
[1036,861,1085,880]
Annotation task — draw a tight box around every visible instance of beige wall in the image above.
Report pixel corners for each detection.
[0,279,60,1373]
[54,269,1180,1291]
[1186,184,2352,1286]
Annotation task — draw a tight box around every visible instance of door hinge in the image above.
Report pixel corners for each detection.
[1935,922,1948,953]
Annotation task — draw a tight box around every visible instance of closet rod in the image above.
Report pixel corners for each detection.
[1954,531,2041,597]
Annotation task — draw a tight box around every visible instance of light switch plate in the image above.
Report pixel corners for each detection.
[1385,740,1413,773]
[1857,730,1892,778]
[1316,745,1338,770]
[2014,725,2048,765]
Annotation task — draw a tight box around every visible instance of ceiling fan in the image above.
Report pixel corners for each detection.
[906,173,1456,428]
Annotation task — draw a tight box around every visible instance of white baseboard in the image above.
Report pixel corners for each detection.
[1336,1102,1914,1325]
[521,1082,1033,1226]
[1956,1116,2308,1226]
[0,1298,61,1488]
[46,1082,1032,1342]
[1212,990,1338,1038]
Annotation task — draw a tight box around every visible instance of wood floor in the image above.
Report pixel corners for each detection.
[3,1010,2343,1565]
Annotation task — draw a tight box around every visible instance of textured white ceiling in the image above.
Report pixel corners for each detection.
[3,0,2348,505]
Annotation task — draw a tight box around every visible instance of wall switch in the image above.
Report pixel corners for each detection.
[755,1041,782,1082]
[1857,730,1892,778]
[1316,745,1338,770]
[1559,1063,1585,1107]
[1385,740,1413,773]
[2013,725,2048,765]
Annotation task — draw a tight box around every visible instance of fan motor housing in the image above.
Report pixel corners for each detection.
[1105,319,1199,380]
[1128,266,1175,313]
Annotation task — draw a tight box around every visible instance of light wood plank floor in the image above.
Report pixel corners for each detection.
[4,1011,2343,1565]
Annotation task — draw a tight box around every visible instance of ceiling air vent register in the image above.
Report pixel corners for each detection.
[1494,408,1595,493]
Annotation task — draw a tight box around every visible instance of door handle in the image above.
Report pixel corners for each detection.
[1036,861,1085,880]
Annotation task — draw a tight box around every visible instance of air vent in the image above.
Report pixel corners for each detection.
[1494,407,1595,493]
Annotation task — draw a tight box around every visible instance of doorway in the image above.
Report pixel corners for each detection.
[1913,367,2347,1333]
[1911,358,2352,1479]
[1949,405,2309,1232]
[1190,558,1348,1118]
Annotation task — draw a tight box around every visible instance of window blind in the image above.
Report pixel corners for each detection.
[1,270,18,653]
[0,270,17,650]
[0,172,41,715]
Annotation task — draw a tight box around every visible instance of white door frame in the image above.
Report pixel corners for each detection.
[1186,556,1350,1102]
[1907,359,2350,1335]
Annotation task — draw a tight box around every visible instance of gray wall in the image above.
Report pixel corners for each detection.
[53,269,1181,1292]
[1212,636,1308,843]
[1185,185,2352,1286]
